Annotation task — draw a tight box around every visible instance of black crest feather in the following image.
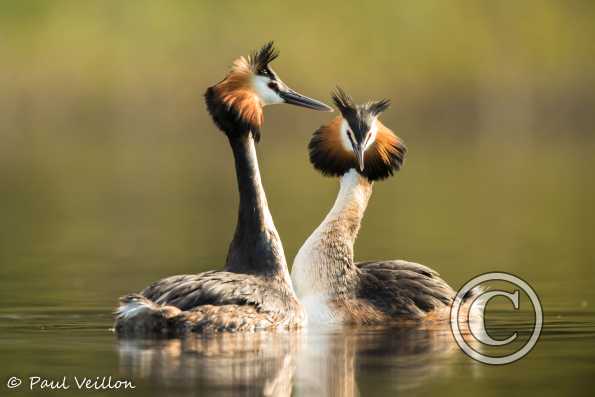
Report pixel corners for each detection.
[332,87,356,116]
[249,41,279,71]
[332,87,390,117]
[368,98,390,115]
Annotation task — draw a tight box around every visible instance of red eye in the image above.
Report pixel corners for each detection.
[268,82,278,90]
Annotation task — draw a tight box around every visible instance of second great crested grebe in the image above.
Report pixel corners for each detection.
[291,87,477,325]
[115,42,332,335]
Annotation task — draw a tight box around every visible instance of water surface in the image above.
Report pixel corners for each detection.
[1,274,594,396]
[2,2,595,395]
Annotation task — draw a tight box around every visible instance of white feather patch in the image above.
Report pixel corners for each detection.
[116,300,152,320]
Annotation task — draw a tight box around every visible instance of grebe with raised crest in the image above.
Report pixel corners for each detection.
[115,42,332,335]
[291,87,478,325]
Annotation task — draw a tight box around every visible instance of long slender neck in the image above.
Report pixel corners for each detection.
[225,132,290,281]
[292,169,373,298]
[323,170,372,245]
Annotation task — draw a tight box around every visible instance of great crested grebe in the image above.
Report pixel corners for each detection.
[115,42,332,335]
[291,87,477,325]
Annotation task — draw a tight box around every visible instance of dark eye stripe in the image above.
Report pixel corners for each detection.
[347,130,356,149]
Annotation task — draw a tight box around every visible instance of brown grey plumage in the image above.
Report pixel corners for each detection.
[115,272,302,336]
[293,89,480,324]
[114,42,333,336]
[356,260,457,320]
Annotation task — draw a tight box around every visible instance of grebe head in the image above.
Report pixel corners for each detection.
[309,87,407,181]
[206,42,332,140]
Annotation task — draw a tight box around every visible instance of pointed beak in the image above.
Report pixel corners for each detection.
[355,145,365,171]
[278,85,333,112]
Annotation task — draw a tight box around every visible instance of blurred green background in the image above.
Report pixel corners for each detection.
[1,0,594,309]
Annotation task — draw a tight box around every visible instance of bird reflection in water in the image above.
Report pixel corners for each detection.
[118,332,299,396]
[117,323,474,396]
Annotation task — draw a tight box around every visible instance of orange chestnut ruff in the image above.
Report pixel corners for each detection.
[309,115,406,181]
